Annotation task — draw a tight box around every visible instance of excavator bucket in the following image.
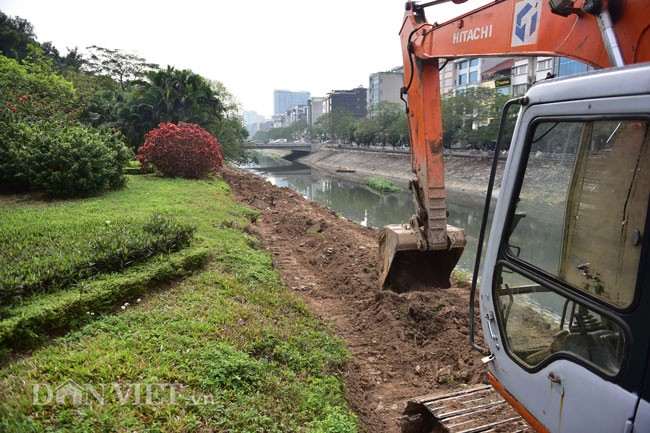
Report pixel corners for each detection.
[379,223,466,292]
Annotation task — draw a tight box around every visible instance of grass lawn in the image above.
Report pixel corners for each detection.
[0,174,358,432]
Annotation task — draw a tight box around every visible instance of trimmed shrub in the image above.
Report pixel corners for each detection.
[0,120,31,191]
[25,123,132,198]
[0,86,132,198]
[137,121,224,178]
[0,214,196,307]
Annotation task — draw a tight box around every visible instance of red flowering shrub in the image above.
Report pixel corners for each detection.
[137,122,224,178]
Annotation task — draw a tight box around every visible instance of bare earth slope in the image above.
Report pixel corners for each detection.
[222,166,490,432]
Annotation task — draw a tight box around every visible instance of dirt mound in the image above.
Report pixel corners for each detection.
[222,166,489,432]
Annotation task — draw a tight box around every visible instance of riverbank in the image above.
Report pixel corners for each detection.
[0,175,357,432]
[297,148,506,197]
[222,165,491,432]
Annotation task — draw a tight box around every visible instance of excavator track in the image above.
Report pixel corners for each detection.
[401,385,531,433]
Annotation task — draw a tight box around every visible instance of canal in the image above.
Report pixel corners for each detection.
[242,152,561,275]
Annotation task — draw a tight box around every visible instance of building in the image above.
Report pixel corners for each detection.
[271,114,284,129]
[368,66,404,108]
[243,110,265,126]
[554,57,593,77]
[440,61,456,95]
[480,58,515,95]
[453,57,505,92]
[511,56,588,95]
[273,90,310,116]
[289,105,308,124]
[307,97,325,126]
[324,87,368,119]
[248,120,274,137]
[243,111,267,136]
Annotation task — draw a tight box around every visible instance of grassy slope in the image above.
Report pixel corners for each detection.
[0,175,358,432]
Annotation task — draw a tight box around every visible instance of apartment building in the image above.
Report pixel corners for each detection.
[307,97,325,126]
[368,66,404,108]
[324,87,368,119]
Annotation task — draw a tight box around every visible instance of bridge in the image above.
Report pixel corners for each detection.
[242,142,319,152]
[243,142,319,161]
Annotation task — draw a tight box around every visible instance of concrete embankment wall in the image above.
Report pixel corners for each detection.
[298,148,504,197]
[299,148,413,182]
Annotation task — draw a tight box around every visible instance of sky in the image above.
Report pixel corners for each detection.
[1,0,490,118]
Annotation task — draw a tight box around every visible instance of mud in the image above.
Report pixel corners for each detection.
[222,165,496,432]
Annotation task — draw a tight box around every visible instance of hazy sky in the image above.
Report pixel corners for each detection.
[1,0,490,117]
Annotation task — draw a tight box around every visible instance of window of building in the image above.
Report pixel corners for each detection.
[444,78,453,87]
[458,74,467,85]
[469,71,478,83]
[497,86,510,95]
[537,59,552,70]
[458,60,468,70]
[513,84,528,94]
[556,57,589,77]
[470,58,478,67]
[513,64,528,75]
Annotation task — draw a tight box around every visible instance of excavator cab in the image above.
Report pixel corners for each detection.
[477,66,650,432]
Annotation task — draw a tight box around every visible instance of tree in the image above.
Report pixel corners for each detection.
[354,117,378,145]
[315,108,357,143]
[209,80,248,160]
[0,11,37,61]
[388,113,409,146]
[84,45,158,91]
[143,66,223,126]
[0,52,75,108]
[370,102,402,145]
[214,115,248,161]
[440,87,510,149]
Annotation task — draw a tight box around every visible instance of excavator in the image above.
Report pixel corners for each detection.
[379,0,650,431]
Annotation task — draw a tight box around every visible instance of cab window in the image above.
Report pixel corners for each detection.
[495,265,625,375]
[507,120,649,308]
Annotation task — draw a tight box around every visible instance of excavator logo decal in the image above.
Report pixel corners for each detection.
[511,0,541,46]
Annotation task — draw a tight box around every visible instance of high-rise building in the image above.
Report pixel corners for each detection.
[273,90,310,116]
[243,111,265,126]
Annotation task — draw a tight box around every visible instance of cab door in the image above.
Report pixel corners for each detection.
[479,90,650,432]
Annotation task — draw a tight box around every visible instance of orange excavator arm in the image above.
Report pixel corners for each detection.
[379,0,650,292]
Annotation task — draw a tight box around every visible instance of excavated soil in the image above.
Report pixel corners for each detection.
[222,165,493,432]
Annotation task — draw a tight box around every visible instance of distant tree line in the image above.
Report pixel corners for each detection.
[254,88,515,151]
[0,10,248,160]
[253,102,409,148]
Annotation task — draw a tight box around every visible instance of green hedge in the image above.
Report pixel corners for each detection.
[0,247,210,356]
[0,214,195,307]
[0,121,133,198]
